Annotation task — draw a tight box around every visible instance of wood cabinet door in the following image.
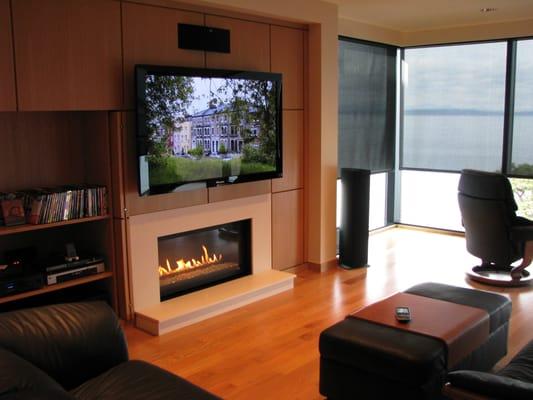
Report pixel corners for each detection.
[205,15,270,71]
[272,110,304,193]
[271,26,304,110]
[0,0,16,111]
[122,2,205,109]
[272,189,304,270]
[12,0,122,111]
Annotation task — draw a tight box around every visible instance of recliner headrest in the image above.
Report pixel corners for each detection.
[458,169,517,211]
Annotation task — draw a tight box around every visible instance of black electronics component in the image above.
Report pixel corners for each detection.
[395,307,411,323]
[178,23,230,53]
[0,273,44,297]
[46,261,105,285]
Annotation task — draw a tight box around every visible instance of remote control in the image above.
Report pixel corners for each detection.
[395,307,411,322]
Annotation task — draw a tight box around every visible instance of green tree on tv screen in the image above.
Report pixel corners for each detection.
[217,79,277,166]
[144,74,193,162]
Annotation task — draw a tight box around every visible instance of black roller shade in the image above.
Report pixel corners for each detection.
[338,38,397,175]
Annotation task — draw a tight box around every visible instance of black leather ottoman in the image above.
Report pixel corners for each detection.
[319,282,511,400]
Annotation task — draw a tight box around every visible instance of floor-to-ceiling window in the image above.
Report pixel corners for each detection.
[510,39,533,176]
[509,39,533,220]
[338,36,533,234]
[337,172,388,231]
[399,39,533,228]
[399,42,507,229]
[337,38,397,235]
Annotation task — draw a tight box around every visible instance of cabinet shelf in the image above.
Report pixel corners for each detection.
[0,271,113,305]
[0,215,110,236]
[0,110,119,314]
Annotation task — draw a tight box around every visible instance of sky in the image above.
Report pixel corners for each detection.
[186,77,265,115]
[188,77,233,114]
[404,39,533,112]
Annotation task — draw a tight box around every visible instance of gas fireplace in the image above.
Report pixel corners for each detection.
[157,219,251,301]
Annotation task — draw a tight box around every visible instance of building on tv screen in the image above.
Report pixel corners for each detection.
[171,103,262,157]
[144,75,278,187]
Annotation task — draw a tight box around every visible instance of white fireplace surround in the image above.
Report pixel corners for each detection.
[128,193,295,335]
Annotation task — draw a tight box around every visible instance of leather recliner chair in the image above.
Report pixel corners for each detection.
[0,301,221,399]
[458,169,533,286]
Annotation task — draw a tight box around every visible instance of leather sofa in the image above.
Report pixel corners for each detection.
[0,302,220,400]
[444,340,533,400]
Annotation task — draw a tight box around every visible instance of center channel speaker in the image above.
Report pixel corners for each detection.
[178,23,230,53]
[339,168,370,269]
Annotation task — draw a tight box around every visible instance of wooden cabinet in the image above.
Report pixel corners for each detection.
[11,0,122,111]
[0,0,16,111]
[270,26,306,268]
[0,112,118,313]
[272,189,304,270]
[271,26,304,110]
[205,15,270,71]
[122,2,205,109]
[272,110,304,193]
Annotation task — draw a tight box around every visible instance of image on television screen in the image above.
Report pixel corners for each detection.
[139,70,281,193]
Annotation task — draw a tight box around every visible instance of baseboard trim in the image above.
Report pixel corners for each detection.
[395,223,465,237]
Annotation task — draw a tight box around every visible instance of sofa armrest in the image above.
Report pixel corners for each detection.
[0,302,128,390]
[447,370,533,400]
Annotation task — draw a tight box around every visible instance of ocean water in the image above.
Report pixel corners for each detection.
[402,114,532,171]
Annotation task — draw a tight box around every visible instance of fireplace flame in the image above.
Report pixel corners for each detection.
[159,245,223,277]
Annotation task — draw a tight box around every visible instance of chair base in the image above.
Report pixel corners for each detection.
[466,265,533,287]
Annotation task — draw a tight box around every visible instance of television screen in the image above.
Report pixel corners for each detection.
[135,65,282,195]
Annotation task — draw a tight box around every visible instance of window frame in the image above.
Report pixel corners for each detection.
[398,36,533,179]
[338,35,533,232]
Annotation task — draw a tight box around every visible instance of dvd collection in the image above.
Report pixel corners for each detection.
[0,185,107,226]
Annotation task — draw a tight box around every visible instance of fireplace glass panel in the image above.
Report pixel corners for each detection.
[158,219,251,301]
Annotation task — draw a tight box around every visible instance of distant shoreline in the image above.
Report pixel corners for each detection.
[405,109,533,116]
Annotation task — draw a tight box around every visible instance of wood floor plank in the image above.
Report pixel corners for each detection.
[124,227,533,399]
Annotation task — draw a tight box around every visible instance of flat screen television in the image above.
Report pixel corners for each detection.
[135,65,283,196]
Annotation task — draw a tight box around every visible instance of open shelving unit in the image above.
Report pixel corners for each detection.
[0,111,117,311]
[0,271,113,305]
[0,215,111,236]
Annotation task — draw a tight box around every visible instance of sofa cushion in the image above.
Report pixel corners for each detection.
[448,370,533,400]
[499,340,533,383]
[0,348,73,399]
[70,360,220,400]
[0,302,128,391]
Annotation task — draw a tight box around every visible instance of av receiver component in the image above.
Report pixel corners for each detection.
[47,260,105,285]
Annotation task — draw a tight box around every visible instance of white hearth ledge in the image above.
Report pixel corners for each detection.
[135,270,294,335]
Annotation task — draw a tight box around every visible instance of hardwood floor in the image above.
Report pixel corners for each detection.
[124,227,533,399]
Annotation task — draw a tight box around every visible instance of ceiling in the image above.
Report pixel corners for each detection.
[324,0,533,32]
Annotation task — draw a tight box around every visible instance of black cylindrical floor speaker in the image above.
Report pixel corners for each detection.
[339,168,370,269]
